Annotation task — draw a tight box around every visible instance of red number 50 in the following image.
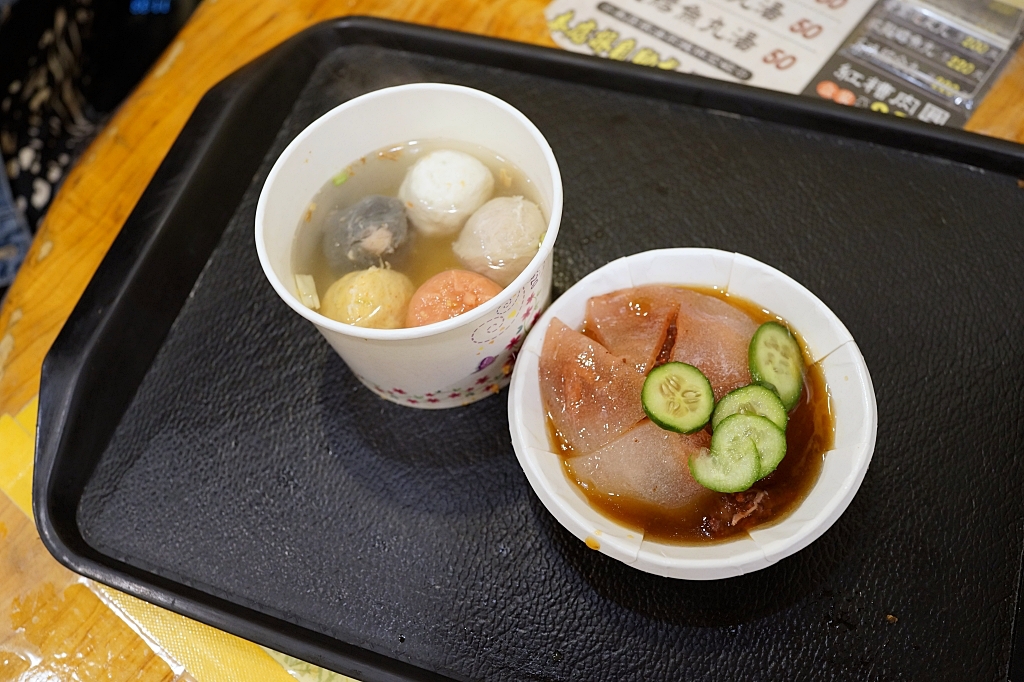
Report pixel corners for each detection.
[763,49,797,69]
[790,18,823,38]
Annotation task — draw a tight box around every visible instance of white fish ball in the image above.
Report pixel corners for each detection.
[398,150,494,236]
[321,267,414,329]
[452,196,546,287]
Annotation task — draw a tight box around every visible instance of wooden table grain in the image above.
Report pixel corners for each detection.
[0,0,1021,679]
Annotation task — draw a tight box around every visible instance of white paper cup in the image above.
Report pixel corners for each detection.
[256,84,562,408]
[508,248,877,579]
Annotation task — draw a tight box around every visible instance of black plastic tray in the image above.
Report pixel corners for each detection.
[34,17,1024,682]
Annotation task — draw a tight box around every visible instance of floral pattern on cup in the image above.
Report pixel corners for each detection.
[360,351,512,405]
[357,272,543,407]
[471,271,542,354]
[363,343,525,406]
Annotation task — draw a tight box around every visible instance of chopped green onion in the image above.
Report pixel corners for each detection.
[332,168,351,185]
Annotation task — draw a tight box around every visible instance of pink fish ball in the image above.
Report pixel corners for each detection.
[405,269,503,327]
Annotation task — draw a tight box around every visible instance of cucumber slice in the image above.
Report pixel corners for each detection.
[748,321,804,411]
[723,413,787,478]
[642,362,714,434]
[712,385,788,431]
[691,414,788,491]
[689,443,759,493]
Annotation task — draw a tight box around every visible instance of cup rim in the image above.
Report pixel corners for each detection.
[507,248,878,579]
[254,82,563,340]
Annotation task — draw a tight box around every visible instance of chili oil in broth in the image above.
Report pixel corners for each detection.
[550,287,836,545]
[291,139,544,295]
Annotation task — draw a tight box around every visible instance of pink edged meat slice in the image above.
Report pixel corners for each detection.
[567,419,715,511]
[671,289,757,400]
[583,286,681,374]
[539,318,647,455]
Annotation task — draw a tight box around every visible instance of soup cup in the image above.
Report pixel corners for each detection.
[256,83,562,408]
[508,248,877,579]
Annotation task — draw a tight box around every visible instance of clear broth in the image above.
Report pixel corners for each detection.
[550,287,836,545]
[291,139,544,295]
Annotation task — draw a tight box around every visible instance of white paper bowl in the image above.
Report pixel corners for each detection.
[256,84,562,408]
[507,248,877,579]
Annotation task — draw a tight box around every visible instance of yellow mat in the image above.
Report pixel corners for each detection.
[0,401,34,518]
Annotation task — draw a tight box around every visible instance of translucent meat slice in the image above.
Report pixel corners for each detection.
[539,318,647,455]
[583,286,680,374]
[568,419,714,511]
[671,289,757,399]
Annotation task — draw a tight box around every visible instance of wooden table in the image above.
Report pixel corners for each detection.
[0,0,1021,679]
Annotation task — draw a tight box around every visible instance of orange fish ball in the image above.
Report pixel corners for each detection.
[406,269,503,327]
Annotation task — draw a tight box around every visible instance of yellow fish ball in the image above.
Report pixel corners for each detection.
[321,267,415,329]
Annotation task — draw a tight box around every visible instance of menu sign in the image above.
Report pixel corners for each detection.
[803,0,1023,127]
[547,0,1024,126]
[545,0,879,93]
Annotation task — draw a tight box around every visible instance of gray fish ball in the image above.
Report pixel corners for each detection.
[323,195,408,269]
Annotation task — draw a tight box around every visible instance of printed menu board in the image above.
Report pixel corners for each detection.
[803,0,1024,126]
[546,0,1023,126]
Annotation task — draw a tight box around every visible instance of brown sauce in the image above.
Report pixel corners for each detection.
[549,286,835,545]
